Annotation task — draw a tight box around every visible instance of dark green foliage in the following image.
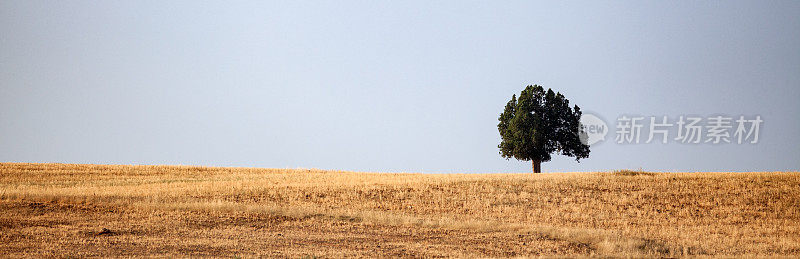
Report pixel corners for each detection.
[498,85,590,172]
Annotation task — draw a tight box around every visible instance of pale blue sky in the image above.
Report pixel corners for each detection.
[2,1,798,172]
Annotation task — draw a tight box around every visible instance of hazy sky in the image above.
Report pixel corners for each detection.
[2,1,799,173]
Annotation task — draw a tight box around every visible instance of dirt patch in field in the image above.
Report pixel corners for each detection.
[0,200,593,257]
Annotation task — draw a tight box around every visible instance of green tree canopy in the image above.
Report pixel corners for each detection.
[498,85,590,173]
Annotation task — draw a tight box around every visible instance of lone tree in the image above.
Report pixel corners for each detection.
[497,85,590,173]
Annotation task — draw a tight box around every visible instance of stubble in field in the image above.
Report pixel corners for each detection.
[1,163,798,257]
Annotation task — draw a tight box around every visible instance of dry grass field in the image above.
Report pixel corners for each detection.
[1,163,798,257]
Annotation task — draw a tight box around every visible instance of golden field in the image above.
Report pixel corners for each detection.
[1,163,798,257]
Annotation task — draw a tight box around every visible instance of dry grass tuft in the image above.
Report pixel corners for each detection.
[612,169,657,176]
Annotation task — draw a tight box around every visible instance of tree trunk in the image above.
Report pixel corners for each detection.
[532,160,541,173]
